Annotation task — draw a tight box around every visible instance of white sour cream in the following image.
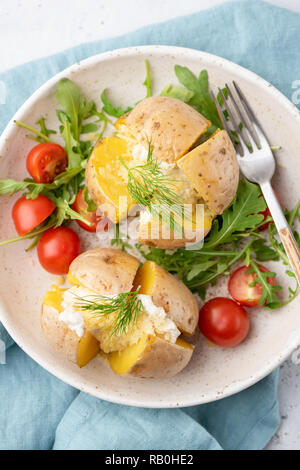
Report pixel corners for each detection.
[159,160,176,172]
[131,143,148,164]
[59,288,89,338]
[138,294,180,343]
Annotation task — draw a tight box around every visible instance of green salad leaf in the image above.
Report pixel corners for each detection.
[204,179,266,249]
[143,60,152,98]
[56,78,85,141]
[174,66,222,131]
[244,253,282,307]
[161,84,194,103]
[101,90,132,118]
[36,118,57,139]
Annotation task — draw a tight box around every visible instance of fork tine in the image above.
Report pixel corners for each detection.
[225,83,261,148]
[210,91,235,145]
[218,87,247,156]
[232,81,269,146]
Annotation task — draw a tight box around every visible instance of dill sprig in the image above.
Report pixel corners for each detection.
[120,142,189,234]
[244,250,282,307]
[75,290,143,337]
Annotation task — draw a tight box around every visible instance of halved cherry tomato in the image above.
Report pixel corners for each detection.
[258,190,281,231]
[72,188,110,233]
[12,195,56,236]
[37,226,81,274]
[26,143,68,184]
[228,265,276,308]
[199,297,250,347]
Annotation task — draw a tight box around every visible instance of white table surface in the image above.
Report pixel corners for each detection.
[1,0,300,451]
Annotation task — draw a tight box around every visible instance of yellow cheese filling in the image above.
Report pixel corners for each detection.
[91,136,136,222]
[42,286,99,368]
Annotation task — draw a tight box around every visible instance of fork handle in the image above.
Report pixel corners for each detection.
[261,181,300,284]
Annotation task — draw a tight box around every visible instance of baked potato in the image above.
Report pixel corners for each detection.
[133,260,198,335]
[67,247,140,294]
[109,335,193,379]
[85,96,210,223]
[41,248,198,378]
[85,96,239,249]
[177,130,239,215]
[124,96,210,164]
[41,286,99,368]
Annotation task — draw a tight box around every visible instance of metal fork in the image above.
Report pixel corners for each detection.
[212,82,300,284]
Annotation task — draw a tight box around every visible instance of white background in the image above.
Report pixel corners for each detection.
[1,0,300,450]
[1,0,300,72]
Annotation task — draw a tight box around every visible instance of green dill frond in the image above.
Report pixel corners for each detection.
[74,290,143,337]
[120,142,189,234]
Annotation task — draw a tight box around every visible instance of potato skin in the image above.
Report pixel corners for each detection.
[125,96,210,164]
[41,304,80,364]
[69,248,140,295]
[128,337,193,379]
[134,260,199,335]
[177,130,239,215]
[149,263,199,335]
[138,218,211,250]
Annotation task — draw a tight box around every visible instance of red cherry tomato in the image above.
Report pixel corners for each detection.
[259,190,281,231]
[228,265,276,308]
[72,188,110,233]
[199,297,250,347]
[12,195,56,236]
[37,226,81,274]
[26,143,68,184]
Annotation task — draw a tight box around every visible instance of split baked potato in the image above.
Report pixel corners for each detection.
[85,96,239,249]
[41,248,198,378]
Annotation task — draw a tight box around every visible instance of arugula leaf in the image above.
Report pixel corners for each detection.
[0,167,83,198]
[217,87,228,106]
[36,118,57,138]
[143,60,152,98]
[174,66,222,130]
[186,260,219,281]
[0,220,56,248]
[101,90,132,118]
[251,238,279,262]
[242,246,299,310]
[14,120,54,144]
[50,166,83,186]
[0,179,33,195]
[56,78,85,141]
[62,120,82,168]
[56,78,106,166]
[244,255,282,307]
[56,109,69,124]
[161,84,194,103]
[81,123,100,134]
[83,187,97,212]
[204,180,266,249]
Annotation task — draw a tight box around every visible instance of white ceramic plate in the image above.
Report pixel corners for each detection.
[1,46,300,408]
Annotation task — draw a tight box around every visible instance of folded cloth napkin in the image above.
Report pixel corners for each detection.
[3,0,300,449]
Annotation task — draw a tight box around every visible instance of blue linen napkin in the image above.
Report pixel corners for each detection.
[2,0,299,449]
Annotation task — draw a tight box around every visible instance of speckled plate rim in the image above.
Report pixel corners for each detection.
[1,45,300,408]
